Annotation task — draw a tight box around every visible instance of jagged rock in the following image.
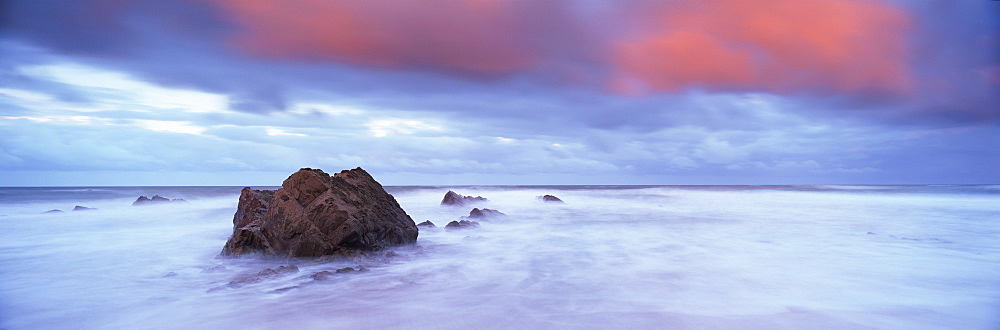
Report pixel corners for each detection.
[133,195,180,206]
[463,208,505,220]
[43,209,64,214]
[446,220,480,230]
[220,167,418,258]
[440,190,487,206]
[417,220,436,227]
[172,198,187,203]
[72,205,95,211]
[539,195,564,203]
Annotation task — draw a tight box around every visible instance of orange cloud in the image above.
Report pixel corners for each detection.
[612,0,913,96]
[211,0,535,75]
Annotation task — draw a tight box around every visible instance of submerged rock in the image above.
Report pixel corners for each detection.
[43,209,64,214]
[440,190,487,206]
[257,265,299,277]
[311,271,335,281]
[218,265,300,290]
[463,208,506,220]
[539,195,564,203]
[417,220,436,227]
[220,167,418,258]
[132,195,183,206]
[336,266,369,274]
[72,205,96,211]
[445,220,480,230]
[201,265,228,273]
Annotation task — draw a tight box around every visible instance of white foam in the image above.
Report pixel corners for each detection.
[0,186,997,328]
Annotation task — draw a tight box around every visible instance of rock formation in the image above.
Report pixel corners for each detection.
[43,209,64,213]
[539,195,564,203]
[417,220,436,227]
[463,208,506,220]
[220,167,418,258]
[440,190,487,206]
[445,220,480,229]
[72,205,96,211]
[132,195,185,206]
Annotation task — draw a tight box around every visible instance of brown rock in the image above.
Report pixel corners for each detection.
[440,190,487,206]
[220,167,418,258]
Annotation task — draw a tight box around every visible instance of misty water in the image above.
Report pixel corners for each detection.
[1,185,998,329]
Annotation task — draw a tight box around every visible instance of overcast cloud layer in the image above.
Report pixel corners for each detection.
[1,0,998,185]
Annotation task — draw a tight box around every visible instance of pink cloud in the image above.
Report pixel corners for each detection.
[611,0,913,96]
[212,0,913,96]
[212,0,535,75]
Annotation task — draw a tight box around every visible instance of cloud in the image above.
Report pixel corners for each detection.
[211,0,539,76]
[611,0,912,96]
[1,0,998,184]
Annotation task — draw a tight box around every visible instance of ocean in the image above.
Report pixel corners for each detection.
[0,185,998,329]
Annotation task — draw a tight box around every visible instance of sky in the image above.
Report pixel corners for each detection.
[0,0,998,186]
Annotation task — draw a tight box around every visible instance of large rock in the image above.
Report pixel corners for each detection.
[440,190,487,206]
[220,167,418,258]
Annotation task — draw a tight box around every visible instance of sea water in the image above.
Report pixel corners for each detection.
[0,185,998,329]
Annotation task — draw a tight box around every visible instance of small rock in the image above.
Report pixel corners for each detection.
[258,265,299,277]
[463,208,505,220]
[133,195,180,206]
[441,190,487,206]
[163,272,178,277]
[446,220,480,230]
[539,195,564,203]
[43,209,64,214]
[866,232,876,235]
[72,205,96,211]
[417,220,436,227]
[311,271,335,280]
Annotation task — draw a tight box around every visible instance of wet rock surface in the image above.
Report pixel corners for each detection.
[440,190,487,206]
[220,167,418,258]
